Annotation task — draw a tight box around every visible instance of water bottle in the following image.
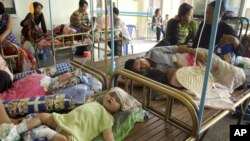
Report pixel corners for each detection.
[235,56,250,68]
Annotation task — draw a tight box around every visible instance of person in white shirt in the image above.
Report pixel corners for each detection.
[108,7,131,56]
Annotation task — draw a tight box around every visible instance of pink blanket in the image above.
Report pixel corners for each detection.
[0,74,47,100]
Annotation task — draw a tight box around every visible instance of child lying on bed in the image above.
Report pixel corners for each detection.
[1,87,141,141]
[0,68,100,100]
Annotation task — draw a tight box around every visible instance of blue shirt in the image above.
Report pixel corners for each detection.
[144,46,179,72]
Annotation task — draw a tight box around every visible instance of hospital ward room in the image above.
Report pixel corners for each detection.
[1,0,250,140]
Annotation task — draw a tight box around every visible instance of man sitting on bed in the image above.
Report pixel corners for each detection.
[70,0,91,55]
[70,0,90,32]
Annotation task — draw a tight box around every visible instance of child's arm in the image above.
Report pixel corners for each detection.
[102,128,115,141]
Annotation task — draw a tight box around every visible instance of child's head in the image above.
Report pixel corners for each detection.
[102,91,121,113]
[100,87,142,113]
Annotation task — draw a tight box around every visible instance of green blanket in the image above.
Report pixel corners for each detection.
[93,107,144,141]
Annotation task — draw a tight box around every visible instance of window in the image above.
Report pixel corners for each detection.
[1,0,16,14]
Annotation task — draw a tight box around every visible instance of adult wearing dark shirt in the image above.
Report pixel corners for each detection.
[21,2,47,33]
[192,1,237,49]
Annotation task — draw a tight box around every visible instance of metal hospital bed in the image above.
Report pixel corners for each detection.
[108,69,250,140]
[4,56,249,140]
[21,32,93,67]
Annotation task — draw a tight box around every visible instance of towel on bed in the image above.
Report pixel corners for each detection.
[186,83,234,110]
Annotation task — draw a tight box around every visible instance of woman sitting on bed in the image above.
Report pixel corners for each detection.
[20,2,48,44]
[21,2,47,35]
[155,3,197,47]
[0,2,36,71]
[20,2,63,49]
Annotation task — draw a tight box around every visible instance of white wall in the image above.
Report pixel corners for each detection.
[12,0,81,41]
[243,0,250,17]
[162,0,180,19]
[117,0,138,26]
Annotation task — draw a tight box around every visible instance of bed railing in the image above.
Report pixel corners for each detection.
[53,32,93,63]
[93,29,123,58]
[22,32,94,67]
